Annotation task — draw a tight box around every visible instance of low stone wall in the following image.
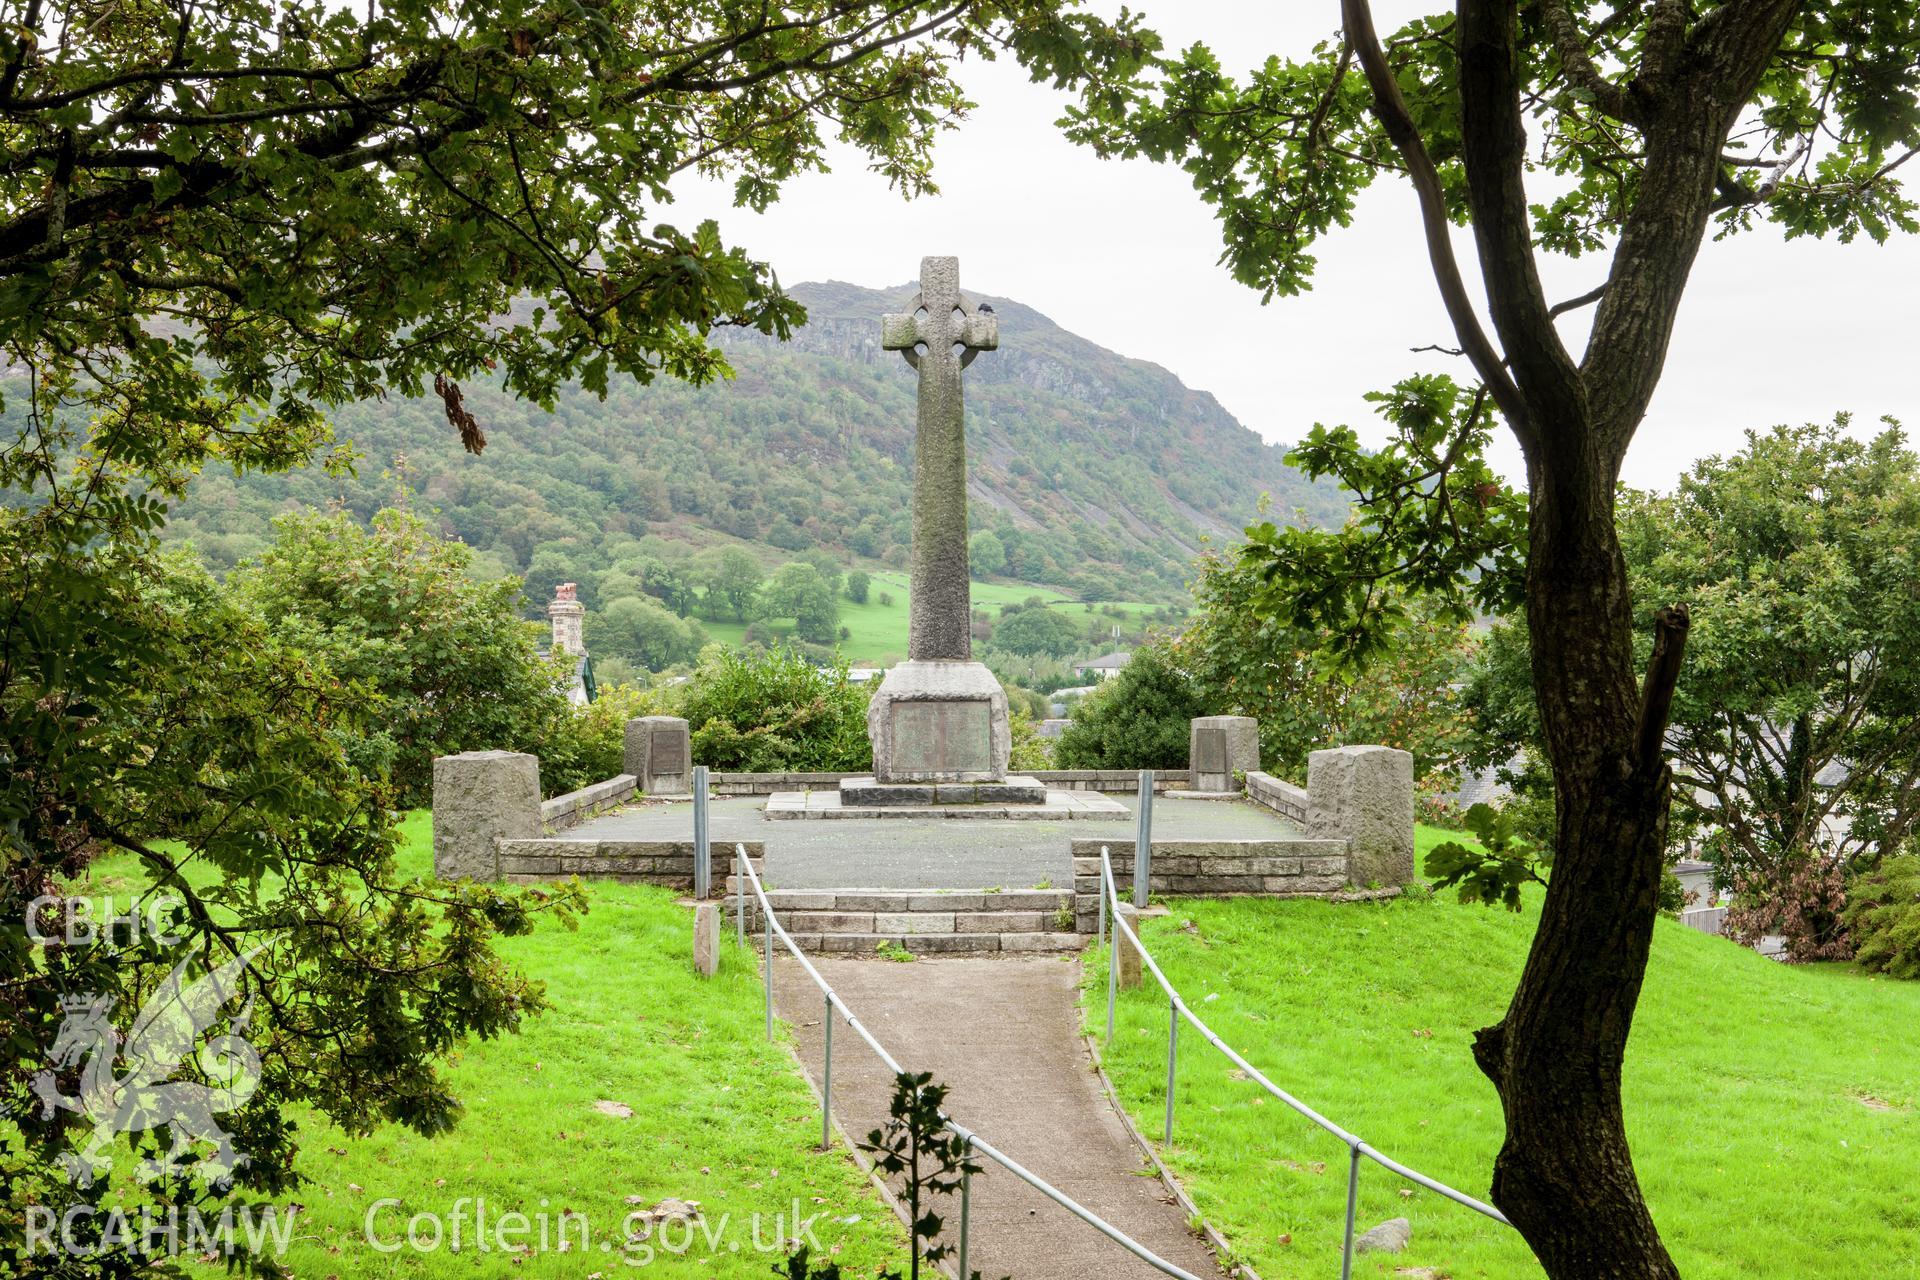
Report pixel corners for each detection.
[540,773,638,832]
[708,769,1194,795]
[497,838,766,898]
[1245,770,1310,824]
[1069,836,1352,931]
[710,772,856,796]
[1036,769,1193,793]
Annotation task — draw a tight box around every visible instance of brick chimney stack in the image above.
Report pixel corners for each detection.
[548,582,585,657]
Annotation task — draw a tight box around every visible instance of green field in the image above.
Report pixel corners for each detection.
[1083,826,1920,1280]
[67,816,907,1277]
[702,569,1167,665]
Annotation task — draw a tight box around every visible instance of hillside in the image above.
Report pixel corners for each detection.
[158,280,1345,601]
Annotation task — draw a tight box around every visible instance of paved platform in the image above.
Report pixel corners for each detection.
[774,956,1225,1280]
[564,793,1305,890]
[766,787,1127,820]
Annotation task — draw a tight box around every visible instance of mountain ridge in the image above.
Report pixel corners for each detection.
[158,278,1347,604]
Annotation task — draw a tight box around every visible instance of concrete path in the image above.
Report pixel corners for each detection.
[774,955,1225,1280]
[573,794,1304,891]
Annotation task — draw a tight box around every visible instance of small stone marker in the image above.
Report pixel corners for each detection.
[1355,1217,1411,1254]
[1115,903,1144,990]
[1306,745,1415,887]
[627,715,692,796]
[693,903,719,978]
[1189,715,1260,792]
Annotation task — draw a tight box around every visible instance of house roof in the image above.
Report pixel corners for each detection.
[1077,651,1133,670]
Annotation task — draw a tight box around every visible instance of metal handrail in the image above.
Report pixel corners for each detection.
[732,844,1210,1280]
[1096,845,1513,1280]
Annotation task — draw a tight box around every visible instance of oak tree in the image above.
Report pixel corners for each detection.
[1062,3,1920,1275]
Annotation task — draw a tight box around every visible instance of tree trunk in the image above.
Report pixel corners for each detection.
[1473,449,1683,1280]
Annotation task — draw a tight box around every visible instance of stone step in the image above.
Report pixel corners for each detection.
[716,887,1086,954]
[723,887,1075,915]
[780,932,1085,956]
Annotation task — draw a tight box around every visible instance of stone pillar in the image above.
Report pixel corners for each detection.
[1189,715,1260,792]
[1114,903,1144,990]
[693,903,720,978]
[432,750,542,881]
[1306,746,1415,888]
[625,716,692,796]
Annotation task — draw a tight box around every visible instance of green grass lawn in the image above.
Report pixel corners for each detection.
[67,816,907,1277]
[703,570,1165,665]
[1084,826,1920,1280]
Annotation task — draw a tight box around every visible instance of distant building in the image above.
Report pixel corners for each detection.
[547,582,594,705]
[1074,651,1132,681]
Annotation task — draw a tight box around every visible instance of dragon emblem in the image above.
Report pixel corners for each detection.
[31,944,267,1189]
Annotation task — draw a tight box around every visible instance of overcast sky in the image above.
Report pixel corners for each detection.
[670,2,1920,491]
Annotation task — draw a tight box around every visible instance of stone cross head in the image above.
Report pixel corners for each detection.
[881,257,998,370]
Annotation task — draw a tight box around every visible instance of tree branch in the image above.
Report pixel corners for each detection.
[1635,604,1691,776]
[1339,0,1532,448]
[1457,0,1587,438]
[1538,0,1640,123]
[1547,282,1607,319]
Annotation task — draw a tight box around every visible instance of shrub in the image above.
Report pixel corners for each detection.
[1842,854,1920,978]
[535,683,661,796]
[1726,856,1853,962]
[1009,708,1054,772]
[682,647,872,772]
[232,507,568,804]
[847,569,871,604]
[1053,645,1205,770]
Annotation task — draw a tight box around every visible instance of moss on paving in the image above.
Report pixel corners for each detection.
[1083,826,1920,1279]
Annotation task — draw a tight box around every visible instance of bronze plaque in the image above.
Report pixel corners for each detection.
[1195,726,1228,775]
[650,726,689,773]
[890,701,993,776]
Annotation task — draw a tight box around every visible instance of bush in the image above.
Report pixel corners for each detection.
[847,569,871,604]
[1842,854,1920,977]
[535,683,661,796]
[682,647,872,772]
[1009,708,1054,772]
[1726,856,1853,962]
[1053,646,1206,770]
[232,507,568,804]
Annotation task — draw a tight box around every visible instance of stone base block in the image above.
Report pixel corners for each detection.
[433,750,541,881]
[1307,745,1415,888]
[838,775,1048,807]
[626,715,692,796]
[1189,715,1261,793]
[766,789,1128,820]
[865,660,1010,783]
